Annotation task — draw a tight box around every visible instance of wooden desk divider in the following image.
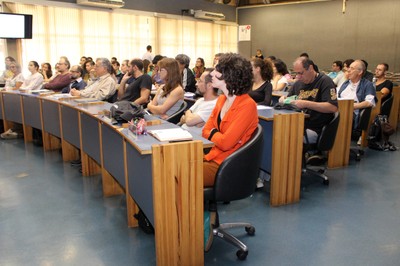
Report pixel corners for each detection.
[390,86,399,130]
[270,112,304,206]
[361,92,382,147]
[152,140,204,266]
[328,99,353,168]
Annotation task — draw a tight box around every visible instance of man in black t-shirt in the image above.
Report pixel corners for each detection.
[281,57,338,143]
[374,63,393,105]
[118,59,152,105]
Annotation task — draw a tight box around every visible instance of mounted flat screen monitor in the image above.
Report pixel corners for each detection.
[0,12,33,39]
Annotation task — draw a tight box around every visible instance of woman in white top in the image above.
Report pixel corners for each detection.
[147,58,184,119]
[20,61,44,91]
[4,62,24,90]
[271,58,289,91]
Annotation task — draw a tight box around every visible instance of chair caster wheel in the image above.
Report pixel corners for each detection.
[323,179,329,185]
[245,226,255,236]
[236,250,248,260]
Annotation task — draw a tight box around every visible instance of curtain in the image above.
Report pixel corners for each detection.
[5,2,237,72]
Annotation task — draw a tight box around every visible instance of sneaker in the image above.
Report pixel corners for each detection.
[204,211,215,252]
[1,129,18,139]
[256,177,264,189]
[357,136,362,146]
[70,159,82,166]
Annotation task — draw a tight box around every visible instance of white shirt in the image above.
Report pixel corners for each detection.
[142,51,154,62]
[181,97,217,135]
[339,80,375,115]
[20,72,44,90]
[5,73,24,89]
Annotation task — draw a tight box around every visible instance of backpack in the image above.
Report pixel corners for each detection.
[367,115,397,151]
[110,101,144,124]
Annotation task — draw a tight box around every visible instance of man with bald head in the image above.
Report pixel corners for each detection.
[280,57,338,143]
[338,59,376,130]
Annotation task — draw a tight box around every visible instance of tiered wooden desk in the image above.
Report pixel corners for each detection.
[0,90,208,266]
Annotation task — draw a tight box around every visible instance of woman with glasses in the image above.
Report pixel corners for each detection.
[147,58,184,119]
[4,61,24,90]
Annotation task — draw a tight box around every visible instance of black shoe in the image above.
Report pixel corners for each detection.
[70,159,82,166]
[79,167,82,173]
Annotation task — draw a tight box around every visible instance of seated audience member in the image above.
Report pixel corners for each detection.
[271,58,289,91]
[202,53,259,187]
[44,57,71,92]
[192,57,205,79]
[374,63,393,105]
[40,62,53,82]
[213,53,223,67]
[143,59,150,75]
[112,61,123,80]
[118,59,134,85]
[1,56,16,81]
[79,56,87,66]
[5,63,24,91]
[118,59,152,104]
[180,68,218,135]
[202,54,259,252]
[147,58,184,119]
[361,59,374,82]
[338,60,376,128]
[254,49,264,59]
[328,60,346,88]
[248,58,273,106]
[342,59,354,72]
[62,65,86,93]
[267,55,276,61]
[175,54,196,93]
[4,61,24,90]
[20,61,43,91]
[151,55,164,85]
[70,58,116,101]
[82,60,95,83]
[111,57,117,64]
[280,57,338,143]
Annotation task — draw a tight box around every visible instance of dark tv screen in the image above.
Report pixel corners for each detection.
[0,12,32,39]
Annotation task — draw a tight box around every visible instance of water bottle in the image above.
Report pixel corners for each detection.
[372,77,377,88]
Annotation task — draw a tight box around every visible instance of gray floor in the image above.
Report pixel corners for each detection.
[1,132,400,266]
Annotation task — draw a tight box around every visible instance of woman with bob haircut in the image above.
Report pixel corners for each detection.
[147,58,184,119]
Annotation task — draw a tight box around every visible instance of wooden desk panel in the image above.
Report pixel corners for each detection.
[328,100,353,168]
[390,86,399,130]
[270,113,304,206]
[152,141,204,266]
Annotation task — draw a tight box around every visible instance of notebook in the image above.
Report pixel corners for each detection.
[148,128,193,142]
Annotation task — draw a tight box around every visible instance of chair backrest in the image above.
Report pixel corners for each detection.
[106,90,118,103]
[358,107,372,131]
[317,112,340,151]
[166,101,187,124]
[380,94,394,118]
[211,124,264,202]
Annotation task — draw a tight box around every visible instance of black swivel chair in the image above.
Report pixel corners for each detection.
[303,112,340,185]
[380,94,394,118]
[204,125,263,260]
[166,101,187,124]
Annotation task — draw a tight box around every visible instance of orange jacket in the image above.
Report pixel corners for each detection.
[202,94,259,165]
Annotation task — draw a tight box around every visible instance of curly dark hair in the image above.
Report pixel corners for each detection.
[215,53,253,96]
[252,58,273,81]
